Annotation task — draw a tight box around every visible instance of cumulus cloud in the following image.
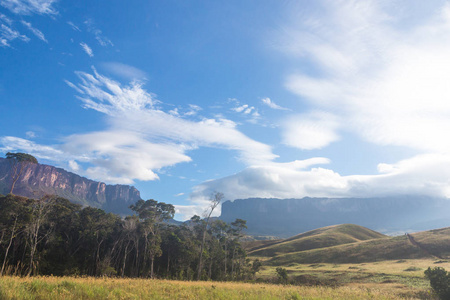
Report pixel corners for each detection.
[21,21,47,42]
[1,0,58,15]
[80,42,93,57]
[229,99,261,124]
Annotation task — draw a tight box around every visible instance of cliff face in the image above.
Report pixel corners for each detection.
[0,158,141,215]
[220,196,450,237]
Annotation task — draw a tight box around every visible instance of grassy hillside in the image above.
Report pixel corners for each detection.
[249,224,386,257]
[260,226,450,266]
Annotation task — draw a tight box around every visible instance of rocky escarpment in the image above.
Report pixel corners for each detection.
[220,196,450,237]
[0,158,141,215]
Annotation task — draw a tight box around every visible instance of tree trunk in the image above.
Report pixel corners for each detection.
[197,227,207,280]
[166,253,170,277]
[224,241,227,279]
[1,217,17,276]
[121,242,130,278]
[27,213,42,276]
[150,256,154,278]
[231,245,236,280]
[208,257,213,280]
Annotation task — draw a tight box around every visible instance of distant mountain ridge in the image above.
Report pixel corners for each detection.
[0,158,141,214]
[220,197,450,237]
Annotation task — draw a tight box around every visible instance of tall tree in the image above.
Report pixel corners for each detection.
[130,199,175,278]
[197,192,223,280]
[6,152,38,195]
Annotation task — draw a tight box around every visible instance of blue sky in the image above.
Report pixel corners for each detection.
[2,0,450,219]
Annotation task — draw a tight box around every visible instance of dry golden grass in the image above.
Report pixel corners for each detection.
[0,275,431,299]
[255,258,445,299]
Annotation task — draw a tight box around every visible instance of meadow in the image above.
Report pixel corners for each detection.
[255,258,446,299]
[0,275,434,300]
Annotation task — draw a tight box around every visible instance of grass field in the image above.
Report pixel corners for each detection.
[0,275,434,299]
[254,258,447,299]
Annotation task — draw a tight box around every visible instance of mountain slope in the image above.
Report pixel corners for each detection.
[259,226,450,266]
[220,197,450,236]
[249,224,386,257]
[0,158,141,214]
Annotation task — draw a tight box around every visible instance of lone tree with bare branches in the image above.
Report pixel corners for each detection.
[197,191,223,280]
[6,152,38,195]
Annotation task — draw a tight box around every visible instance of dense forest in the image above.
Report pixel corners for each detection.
[0,194,259,280]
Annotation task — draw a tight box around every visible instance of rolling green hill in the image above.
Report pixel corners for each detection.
[253,225,450,266]
[249,224,386,257]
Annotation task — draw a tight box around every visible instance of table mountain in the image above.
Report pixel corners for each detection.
[0,158,141,214]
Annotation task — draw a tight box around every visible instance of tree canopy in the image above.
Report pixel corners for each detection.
[6,152,38,164]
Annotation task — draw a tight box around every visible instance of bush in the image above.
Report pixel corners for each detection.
[424,267,450,300]
[276,267,288,284]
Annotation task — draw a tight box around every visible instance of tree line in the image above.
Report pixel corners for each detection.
[0,193,260,280]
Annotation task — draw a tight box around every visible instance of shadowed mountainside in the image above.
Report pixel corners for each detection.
[0,158,141,214]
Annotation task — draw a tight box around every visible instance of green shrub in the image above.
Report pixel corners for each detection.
[276,267,288,284]
[424,267,450,299]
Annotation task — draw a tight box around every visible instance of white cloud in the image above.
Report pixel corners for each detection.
[279,0,450,154]
[0,23,29,47]
[282,111,340,150]
[188,153,450,217]
[84,19,113,47]
[261,97,289,110]
[0,14,12,25]
[25,131,35,138]
[21,21,47,42]
[1,0,58,15]
[80,42,93,57]
[183,1,450,217]
[101,62,147,81]
[0,68,277,184]
[67,21,80,32]
[0,136,64,161]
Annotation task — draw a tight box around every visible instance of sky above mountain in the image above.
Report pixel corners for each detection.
[2,0,450,220]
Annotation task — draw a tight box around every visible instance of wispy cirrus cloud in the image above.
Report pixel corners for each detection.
[84,19,113,47]
[67,21,80,32]
[0,67,277,184]
[0,23,29,47]
[278,0,450,153]
[21,21,47,42]
[261,97,289,110]
[80,42,93,57]
[101,62,147,81]
[1,0,58,15]
[179,0,450,218]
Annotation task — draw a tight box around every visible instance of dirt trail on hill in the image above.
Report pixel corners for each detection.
[406,233,442,259]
